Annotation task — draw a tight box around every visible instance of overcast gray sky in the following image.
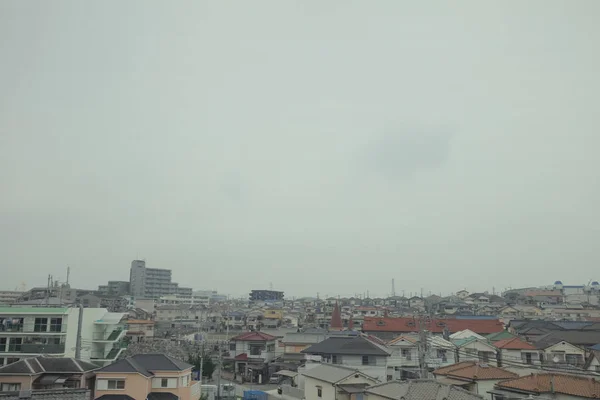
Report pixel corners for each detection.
[1,1,599,298]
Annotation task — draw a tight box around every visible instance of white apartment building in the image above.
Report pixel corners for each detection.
[0,306,127,367]
[129,260,178,299]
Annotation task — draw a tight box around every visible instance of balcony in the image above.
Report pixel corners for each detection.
[92,328,124,341]
[0,324,67,334]
[20,343,66,354]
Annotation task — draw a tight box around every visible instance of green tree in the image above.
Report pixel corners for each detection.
[202,356,216,379]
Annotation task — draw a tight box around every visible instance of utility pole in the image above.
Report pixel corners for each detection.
[391,279,396,297]
[418,315,429,379]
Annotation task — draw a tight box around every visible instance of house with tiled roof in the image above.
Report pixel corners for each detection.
[301,364,379,400]
[387,335,456,380]
[93,353,199,400]
[362,317,504,340]
[227,331,278,383]
[452,337,498,367]
[433,361,518,397]
[486,331,517,343]
[494,337,539,367]
[301,334,391,382]
[364,379,483,400]
[0,355,98,393]
[493,373,600,400]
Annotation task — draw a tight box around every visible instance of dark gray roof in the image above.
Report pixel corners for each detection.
[96,395,136,400]
[96,354,193,377]
[534,331,600,349]
[0,356,98,375]
[365,380,483,400]
[301,336,391,356]
[147,393,179,400]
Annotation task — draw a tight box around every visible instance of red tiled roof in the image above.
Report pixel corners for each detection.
[234,353,248,361]
[362,317,504,334]
[231,331,277,341]
[497,374,600,398]
[434,361,518,380]
[494,337,536,350]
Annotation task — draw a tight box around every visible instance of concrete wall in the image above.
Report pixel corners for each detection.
[0,389,89,400]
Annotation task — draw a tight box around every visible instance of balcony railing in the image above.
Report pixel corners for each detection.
[92,329,123,341]
[20,343,66,354]
[0,324,67,333]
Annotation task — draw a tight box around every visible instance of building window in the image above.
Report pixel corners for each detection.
[50,318,63,332]
[107,380,125,390]
[229,343,236,351]
[34,318,48,332]
[1,383,21,391]
[401,349,411,360]
[437,349,447,361]
[161,378,169,388]
[317,387,322,398]
[331,355,337,364]
[362,356,370,365]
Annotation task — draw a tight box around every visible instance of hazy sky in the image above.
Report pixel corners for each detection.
[1,1,599,298]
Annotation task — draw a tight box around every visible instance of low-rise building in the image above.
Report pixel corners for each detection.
[125,319,155,343]
[93,353,200,400]
[227,331,278,383]
[364,379,483,400]
[433,361,518,397]
[0,356,98,392]
[452,337,498,366]
[494,337,539,366]
[302,364,378,400]
[493,373,600,400]
[301,334,391,382]
[387,334,456,379]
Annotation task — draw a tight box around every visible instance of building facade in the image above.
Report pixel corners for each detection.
[129,260,182,299]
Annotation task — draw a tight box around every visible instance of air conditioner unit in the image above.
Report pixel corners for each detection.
[18,390,32,399]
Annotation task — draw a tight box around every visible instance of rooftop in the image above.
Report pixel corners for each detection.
[0,356,99,375]
[363,317,504,334]
[231,331,277,341]
[494,337,536,350]
[301,364,374,384]
[0,307,69,314]
[301,335,391,356]
[433,361,518,380]
[96,354,193,377]
[496,373,600,398]
[364,379,483,400]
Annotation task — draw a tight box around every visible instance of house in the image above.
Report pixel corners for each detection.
[364,379,483,400]
[493,373,600,400]
[407,297,425,310]
[486,331,517,343]
[386,335,456,379]
[227,331,278,383]
[125,319,155,343]
[0,307,127,367]
[93,353,200,400]
[301,334,391,382]
[362,317,504,340]
[449,330,485,341]
[452,337,498,366]
[281,330,328,362]
[498,305,542,320]
[536,340,586,368]
[0,356,98,392]
[433,361,518,397]
[494,337,539,366]
[302,364,379,400]
[456,290,470,300]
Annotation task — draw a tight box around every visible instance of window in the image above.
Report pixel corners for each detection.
[331,355,337,364]
[107,380,125,390]
[34,318,48,332]
[267,344,275,352]
[401,349,411,360]
[229,343,236,351]
[1,383,21,391]
[317,387,322,398]
[161,378,169,388]
[50,318,63,332]
[362,356,370,365]
[437,349,447,361]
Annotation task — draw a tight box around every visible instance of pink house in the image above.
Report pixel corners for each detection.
[94,353,200,400]
[0,355,98,392]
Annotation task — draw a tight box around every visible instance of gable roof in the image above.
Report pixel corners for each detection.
[387,335,418,346]
[433,361,518,381]
[96,354,192,377]
[364,379,483,400]
[363,317,503,334]
[494,337,536,350]
[449,329,485,340]
[301,364,375,384]
[231,331,277,341]
[496,373,600,398]
[486,331,517,342]
[302,336,391,356]
[0,356,99,375]
[533,331,600,349]
[452,337,496,350]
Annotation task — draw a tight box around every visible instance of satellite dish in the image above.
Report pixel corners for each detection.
[552,356,560,363]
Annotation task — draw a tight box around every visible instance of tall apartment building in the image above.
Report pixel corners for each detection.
[0,306,127,367]
[129,260,188,299]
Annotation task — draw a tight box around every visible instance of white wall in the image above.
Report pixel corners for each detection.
[304,376,335,400]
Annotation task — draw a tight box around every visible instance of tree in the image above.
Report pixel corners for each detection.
[202,356,216,379]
